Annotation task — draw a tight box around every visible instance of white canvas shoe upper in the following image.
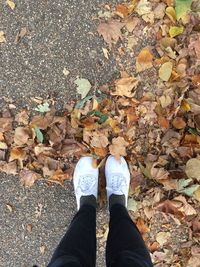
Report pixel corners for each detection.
[105,155,130,207]
[73,157,99,210]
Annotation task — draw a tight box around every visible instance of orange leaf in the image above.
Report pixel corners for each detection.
[172,117,186,129]
[136,48,153,73]
[158,116,169,129]
[136,217,150,235]
[115,4,129,18]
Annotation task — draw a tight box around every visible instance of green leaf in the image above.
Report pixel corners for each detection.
[177,178,193,191]
[34,102,50,113]
[175,0,192,21]
[169,26,184,38]
[88,110,108,124]
[75,95,93,109]
[179,184,200,197]
[74,78,91,99]
[34,126,44,143]
[128,198,138,212]
[188,127,200,136]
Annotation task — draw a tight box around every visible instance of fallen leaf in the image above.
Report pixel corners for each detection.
[97,21,124,48]
[128,198,138,212]
[0,142,8,149]
[185,158,200,181]
[14,27,27,44]
[172,195,197,216]
[156,199,184,219]
[6,0,15,10]
[74,78,91,99]
[159,62,173,81]
[159,95,172,108]
[34,126,44,143]
[136,48,153,72]
[15,109,29,125]
[112,77,139,97]
[102,48,109,59]
[109,136,128,160]
[169,26,184,38]
[175,0,192,21]
[34,103,50,113]
[90,132,109,148]
[6,204,13,212]
[20,170,41,187]
[156,232,171,246]
[0,161,17,175]
[27,224,33,233]
[0,31,6,43]
[115,4,129,18]
[165,7,176,23]
[14,127,30,146]
[63,67,70,76]
[40,245,46,255]
[172,117,186,129]
[125,17,139,32]
[135,0,152,15]
[136,217,150,235]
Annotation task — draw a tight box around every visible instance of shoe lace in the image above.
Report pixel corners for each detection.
[78,175,95,193]
[111,173,127,191]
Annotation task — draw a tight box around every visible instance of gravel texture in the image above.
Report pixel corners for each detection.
[0,0,119,266]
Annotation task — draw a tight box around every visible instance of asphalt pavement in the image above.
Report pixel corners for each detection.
[0,0,119,266]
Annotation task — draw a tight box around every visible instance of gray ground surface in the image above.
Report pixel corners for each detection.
[0,0,118,266]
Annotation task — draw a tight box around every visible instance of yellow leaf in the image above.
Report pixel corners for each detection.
[165,7,176,23]
[158,62,173,81]
[0,31,6,43]
[6,0,15,10]
[194,187,200,202]
[181,99,191,112]
[169,26,184,38]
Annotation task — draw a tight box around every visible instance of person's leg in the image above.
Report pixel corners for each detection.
[48,200,96,267]
[48,157,99,267]
[105,156,153,267]
[106,202,153,267]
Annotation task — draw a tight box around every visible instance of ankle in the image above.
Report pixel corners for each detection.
[80,195,97,209]
[109,194,126,211]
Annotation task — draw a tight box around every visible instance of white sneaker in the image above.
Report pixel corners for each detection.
[105,155,130,207]
[73,157,99,210]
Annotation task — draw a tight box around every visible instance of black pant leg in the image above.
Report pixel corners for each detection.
[106,204,153,267]
[48,205,96,267]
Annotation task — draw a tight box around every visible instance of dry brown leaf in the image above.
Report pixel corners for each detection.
[156,199,184,219]
[135,217,150,235]
[150,165,169,180]
[0,117,13,132]
[172,117,186,129]
[111,77,139,97]
[14,127,30,146]
[20,169,41,187]
[185,158,200,181]
[49,169,72,184]
[136,48,153,73]
[90,132,109,148]
[0,161,17,175]
[125,17,139,32]
[97,21,124,48]
[172,195,197,216]
[156,231,171,247]
[15,109,29,125]
[109,136,128,160]
[14,27,27,44]
[115,4,129,18]
[27,224,33,233]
